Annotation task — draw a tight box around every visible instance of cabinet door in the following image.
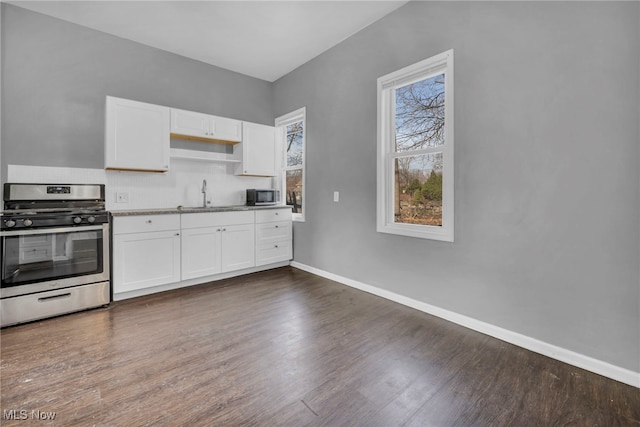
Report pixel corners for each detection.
[181,227,222,280]
[105,96,170,172]
[211,115,242,143]
[113,230,181,293]
[220,224,255,273]
[237,122,276,176]
[170,108,211,138]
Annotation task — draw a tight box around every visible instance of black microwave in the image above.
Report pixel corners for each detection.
[246,189,280,206]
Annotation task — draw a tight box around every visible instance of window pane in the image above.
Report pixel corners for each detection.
[394,153,443,226]
[286,169,303,214]
[395,73,445,152]
[286,121,304,167]
[286,122,303,134]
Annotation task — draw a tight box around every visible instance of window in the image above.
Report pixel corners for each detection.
[377,50,454,241]
[276,107,306,221]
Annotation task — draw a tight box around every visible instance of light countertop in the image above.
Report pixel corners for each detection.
[110,205,292,217]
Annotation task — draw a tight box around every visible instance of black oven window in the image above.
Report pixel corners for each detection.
[2,230,103,287]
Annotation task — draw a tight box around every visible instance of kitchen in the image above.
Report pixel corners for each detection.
[1,1,640,425]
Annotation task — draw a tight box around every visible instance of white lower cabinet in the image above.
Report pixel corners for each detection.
[220,224,255,272]
[255,208,293,266]
[112,215,181,294]
[181,227,222,279]
[113,209,291,298]
[181,211,255,280]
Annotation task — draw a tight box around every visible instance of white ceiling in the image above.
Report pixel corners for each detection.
[7,1,408,82]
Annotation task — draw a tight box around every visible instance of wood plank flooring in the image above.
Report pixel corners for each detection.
[1,266,639,426]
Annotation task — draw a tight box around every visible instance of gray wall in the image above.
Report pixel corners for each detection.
[274,1,640,371]
[1,3,273,180]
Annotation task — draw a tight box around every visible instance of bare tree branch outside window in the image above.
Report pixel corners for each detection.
[286,121,304,214]
[394,73,445,226]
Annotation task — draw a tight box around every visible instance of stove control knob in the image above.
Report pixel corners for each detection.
[73,217,82,224]
[23,219,33,227]
[5,219,16,228]
[87,216,96,223]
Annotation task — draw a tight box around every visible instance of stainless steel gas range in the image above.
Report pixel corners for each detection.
[1,183,111,327]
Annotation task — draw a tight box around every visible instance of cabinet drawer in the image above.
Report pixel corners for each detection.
[1,281,110,327]
[256,240,292,266]
[181,211,254,229]
[256,221,291,243]
[255,208,292,223]
[113,215,180,235]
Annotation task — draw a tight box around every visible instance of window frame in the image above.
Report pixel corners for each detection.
[276,107,306,222]
[377,50,454,242]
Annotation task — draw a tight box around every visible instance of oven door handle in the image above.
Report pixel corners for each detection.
[0,224,106,237]
[38,293,72,302]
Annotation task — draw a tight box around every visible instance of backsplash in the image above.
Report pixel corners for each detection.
[7,163,274,210]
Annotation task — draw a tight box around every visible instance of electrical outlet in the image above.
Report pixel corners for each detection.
[116,192,129,203]
[333,191,339,202]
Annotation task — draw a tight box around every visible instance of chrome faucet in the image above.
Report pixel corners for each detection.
[201,179,207,207]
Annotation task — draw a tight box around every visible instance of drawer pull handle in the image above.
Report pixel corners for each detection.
[274,244,279,248]
[146,220,152,224]
[38,293,71,302]
[175,233,180,236]
[275,225,279,228]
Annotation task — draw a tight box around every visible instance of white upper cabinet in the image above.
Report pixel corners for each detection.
[170,108,242,143]
[104,97,279,173]
[105,96,170,172]
[236,122,276,176]
[170,109,210,138]
[212,116,243,143]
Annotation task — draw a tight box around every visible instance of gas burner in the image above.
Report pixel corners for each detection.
[5,208,105,215]
[2,183,108,230]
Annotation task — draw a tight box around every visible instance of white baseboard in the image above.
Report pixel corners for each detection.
[290,261,640,389]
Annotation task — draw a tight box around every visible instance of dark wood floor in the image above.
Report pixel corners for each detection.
[1,267,639,426]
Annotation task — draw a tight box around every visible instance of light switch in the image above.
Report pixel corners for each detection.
[333,191,339,202]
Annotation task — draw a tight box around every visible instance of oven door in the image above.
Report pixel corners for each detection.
[0,224,110,298]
